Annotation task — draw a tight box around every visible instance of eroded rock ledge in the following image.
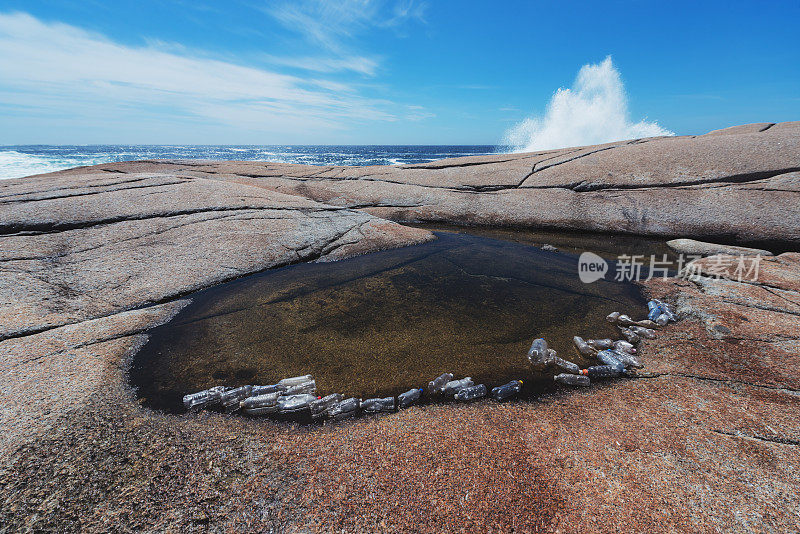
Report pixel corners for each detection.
[0,122,799,532]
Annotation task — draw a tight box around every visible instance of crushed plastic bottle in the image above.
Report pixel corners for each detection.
[596,350,625,371]
[243,404,280,416]
[573,336,596,355]
[220,385,253,412]
[606,311,621,323]
[241,392,279,411]
[637,319,658,328]
[276,394,317,414]
[629,325,656,339]
[442,377,473,396]
[608,349,641,368]
[310,393,343,420]
[528,338,554,370]
[491,380,523,401]
[618,326,640,344]
[553,355,580,374]
[428,373,454,394]
[328,397,361,420]
[183,386,226,411]
[453,384,487,401]
[361,397,395,413]
[655,313,670,326]
[612,340,636,354]
[649,299,677,322]
[581,365,623,379]
[278,375,314,388]
[251,384,286,396]
[398,388,423,409]
[284,379,316,396]
[554,373,590,386]
[587,338,615,350]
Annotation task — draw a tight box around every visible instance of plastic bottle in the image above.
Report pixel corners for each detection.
[573,336,596,355]
[655,313,670,326]
[581,365,623,379]
[428,373,454,394]
[587,338,615,350]
[241,392,279,411]
[243,404,279,416]
[328,398,361,420]
[609,349,641,368]
[596,350,625,371]
[284,379,316,396]
[276,394,317,414]
[618,326,640,344]
[310,393,343,420]
[220,385,253,412]
[636,319,658,329]
[278,375,314,388]
[453,384,487,401]
[491,380,523,401]
[613,340,637,354]
[361,397,395,413]
[183,386,226,411]
[554,373,590,386]
[554,356,580,374]
[652,299,677,321]
[251,384,286,396]
[442,377,473,396]
[606,311,621,323]
[398,388,423,409]
[629,326,656,339]
[616,314,635,326]
[528,338,554,370]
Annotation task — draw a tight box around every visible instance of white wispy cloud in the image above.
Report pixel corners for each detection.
[0,12,401,141]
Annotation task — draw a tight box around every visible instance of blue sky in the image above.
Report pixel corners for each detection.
[0,0,798,144]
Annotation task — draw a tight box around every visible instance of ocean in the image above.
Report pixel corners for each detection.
[0,145,502,180]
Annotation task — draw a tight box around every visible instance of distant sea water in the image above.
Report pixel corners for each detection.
[0,145,502,180]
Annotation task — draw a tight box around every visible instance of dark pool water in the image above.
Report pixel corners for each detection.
[130,229,665,413]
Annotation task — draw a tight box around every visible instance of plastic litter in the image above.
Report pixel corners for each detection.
[573,336,596,355]
[581,365,623,379]
[428,373,454,394]
[310,393,343,420]
[442,377,473,396]
[398,388,423,408]
[608,349,641,368]
[328,397,361,420]
[278,375,314,388]
[276,394,317,414]
[629,325,656,339]
[554,373,590,386]
[596,350,625,370]
[613,340,636,354]
[618,326,640,344]
[284,379,316,396]
[587,338,615,350]
[453,383,487,401]
[251,384,286,396]
[553,355,580,374]
[648,299,677,322]
[240,392,279,411]
[655,313,670,326]
[606,311,621,323]
[491,380,523,401]
[219,385,253,412]
[361,397,395,413]
[527,338,553,370]
[183,386,226,410]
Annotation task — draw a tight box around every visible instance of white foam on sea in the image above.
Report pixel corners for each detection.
[503,57,673,152]
[0,150,111,180]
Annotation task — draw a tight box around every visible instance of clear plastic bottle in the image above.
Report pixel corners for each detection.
[606,311,621,323]
[243,404,279,416]
[573,336,596,355]
[596,350,625,370]
[361,397,395,413]
[636,319,658,328]
[328,398,361,420]
[453,384,487,401]
[652,299,677,321]
[581,365,622,379]
[609,349,641,368]
[276,394,317,414]
[655,313,670,326]
[491,380,523,401]
[587,338,615,350]
[284,380,316,396]
[553,356,580,374]
[428,373,454,394]
[613,340,636,354]
[310,393,343,420]
[251,384,286,396]
[183,386,226,411]
[616,314,635,326]
[277,375,314,388]
[398,388,423,408]
[618,326,640,344]
[554,373,590,386]
[442,377,473,396]
[241,392,279,410]
[629,326,656,339]
[220,385,253,412]
[528,338,554,370]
